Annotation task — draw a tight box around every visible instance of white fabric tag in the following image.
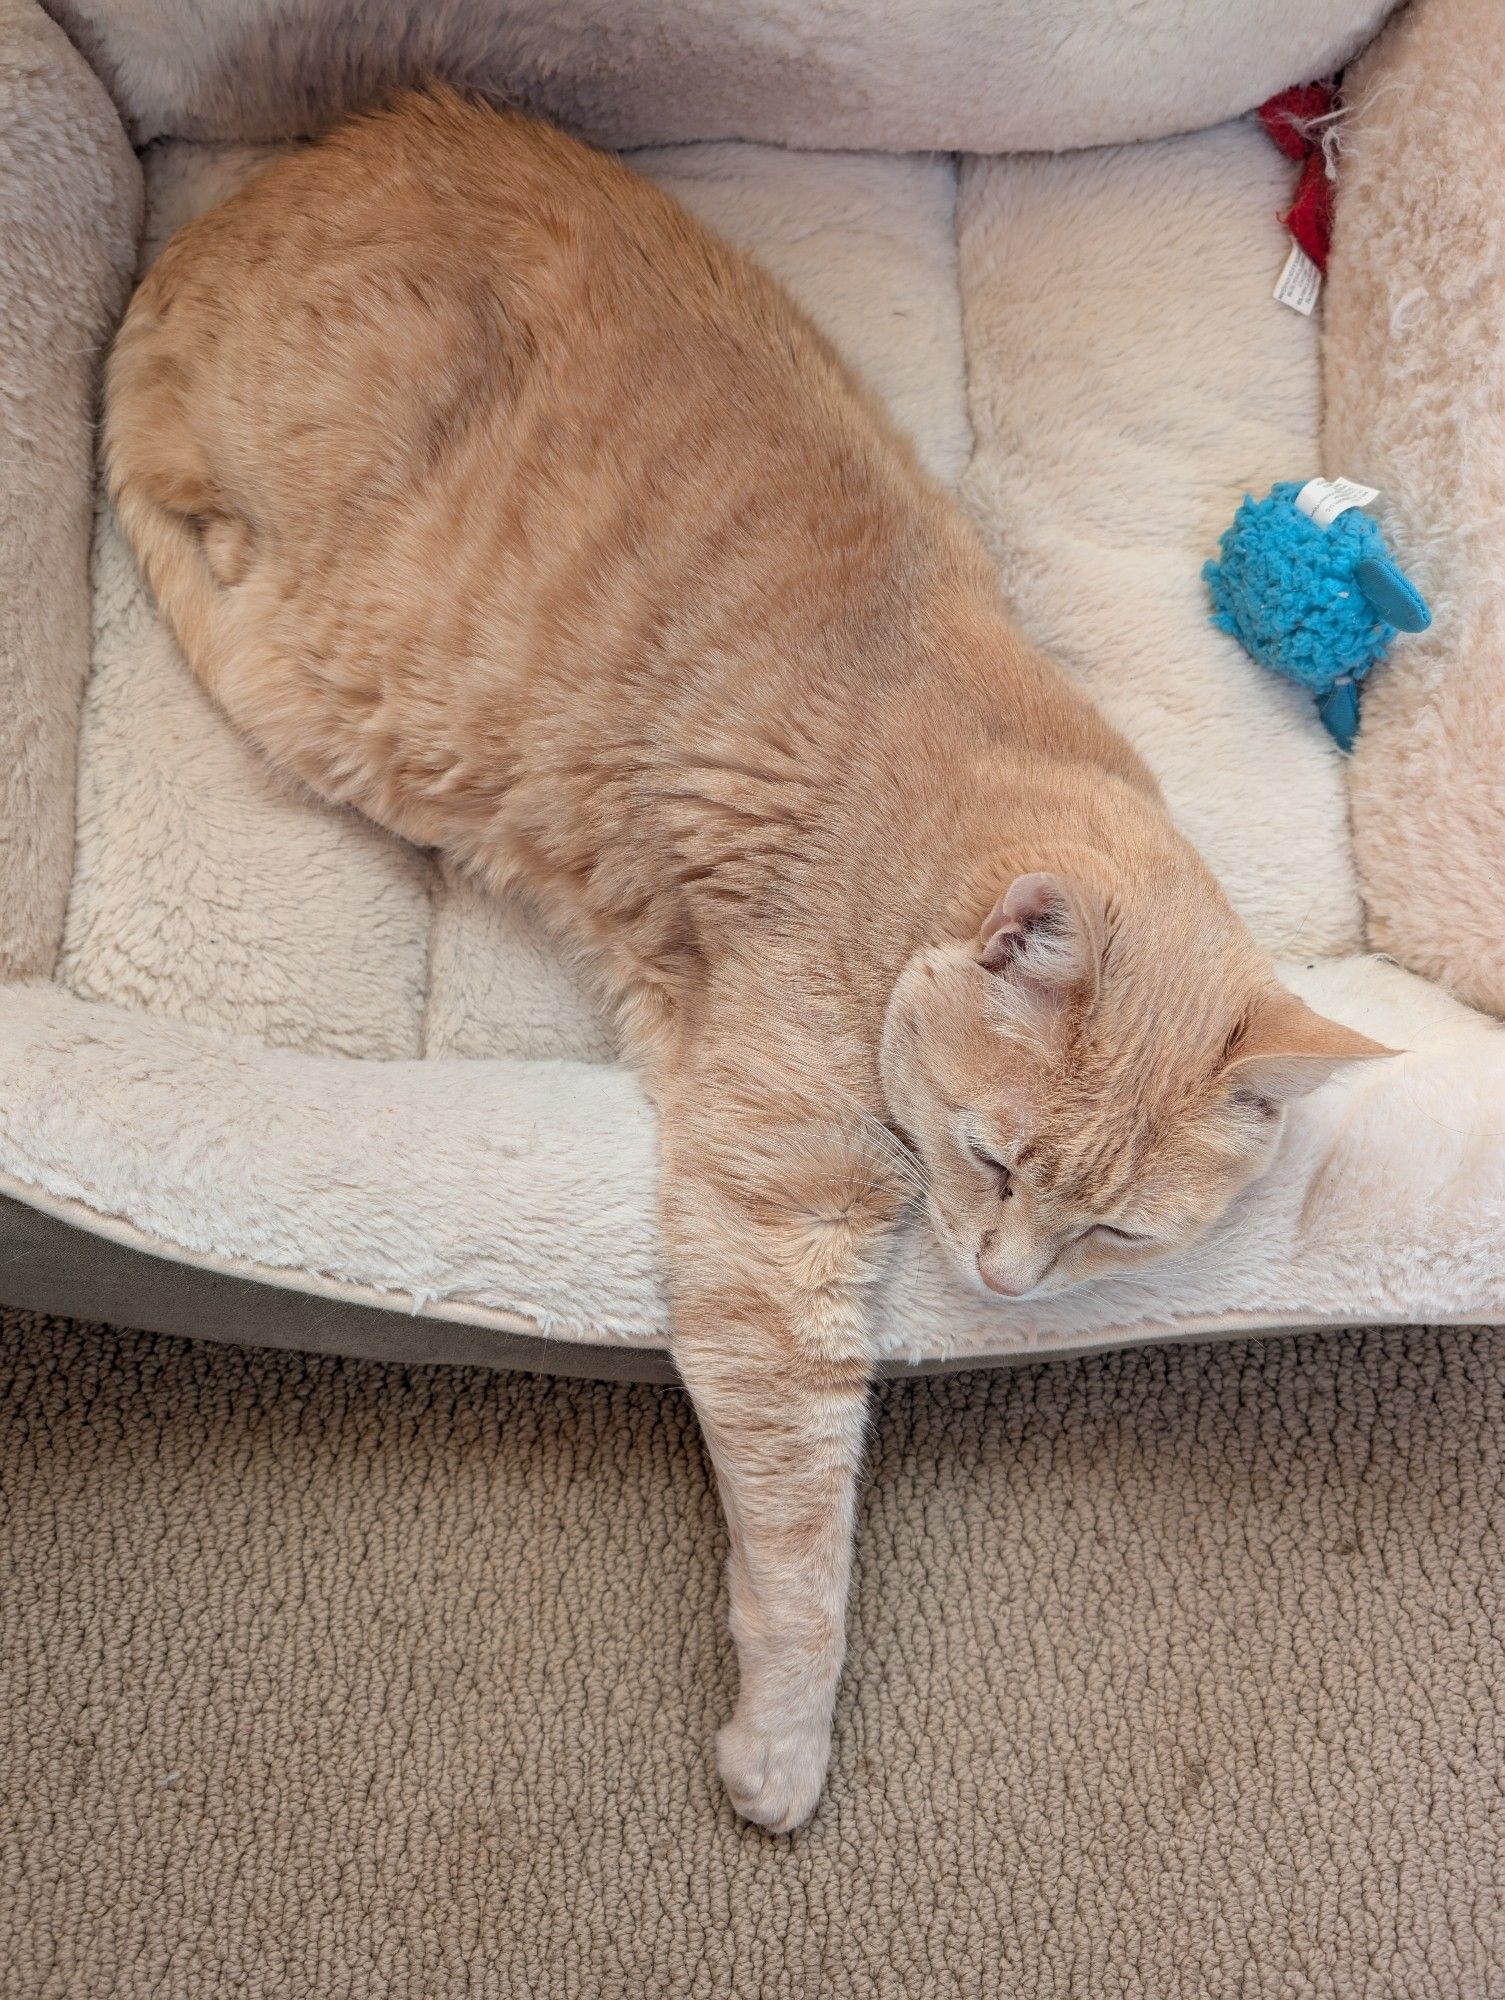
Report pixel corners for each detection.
[1273,241,1322,316]
[1294,476,1381,528]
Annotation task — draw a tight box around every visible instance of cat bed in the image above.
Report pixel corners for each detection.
[6,0,1505,1379]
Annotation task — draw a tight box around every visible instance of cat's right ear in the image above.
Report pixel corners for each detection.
[978,873,1102,1005]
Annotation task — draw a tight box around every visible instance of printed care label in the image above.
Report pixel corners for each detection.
[1273,241,1322,316]
[1294,476,1380,529]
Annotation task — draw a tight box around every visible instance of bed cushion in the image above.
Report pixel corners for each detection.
[957,125,1362,953]
[50,0,1399,155]
[0,0,139,978]
[6,0,1505,1369]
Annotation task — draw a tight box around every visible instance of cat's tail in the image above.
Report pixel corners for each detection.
[102,280,250,699]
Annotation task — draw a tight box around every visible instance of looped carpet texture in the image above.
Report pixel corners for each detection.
[3,1310,1501,1997]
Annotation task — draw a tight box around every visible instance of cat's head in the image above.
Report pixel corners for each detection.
[878,869,1391,1300]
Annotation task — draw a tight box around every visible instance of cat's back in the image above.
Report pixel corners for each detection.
[122,99,592,501]
[107,87,962,915]
[115,89,876,537]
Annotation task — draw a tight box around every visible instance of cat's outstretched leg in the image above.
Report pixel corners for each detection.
[659,1070,902,1832]
[673,1294,871,1831]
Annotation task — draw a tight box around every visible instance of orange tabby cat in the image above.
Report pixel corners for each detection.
[104,88,1387,1831]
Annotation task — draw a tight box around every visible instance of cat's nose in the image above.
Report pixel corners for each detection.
[977,1258,1033,1299]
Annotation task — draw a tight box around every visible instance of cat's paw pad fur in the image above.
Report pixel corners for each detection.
[717,1709,832,1832]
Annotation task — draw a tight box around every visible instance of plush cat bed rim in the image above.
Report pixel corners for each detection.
[9,1182,1492,1386]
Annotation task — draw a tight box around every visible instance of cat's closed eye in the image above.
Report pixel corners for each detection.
[968,1142,1013,1197]
[1092,1224,1150,1245]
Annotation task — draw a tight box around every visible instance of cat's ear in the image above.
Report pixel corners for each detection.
[978,873,1102,1004]
[1223,988,1396,1107]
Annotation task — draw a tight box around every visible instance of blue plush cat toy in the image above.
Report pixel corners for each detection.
[1203,478,1431,752]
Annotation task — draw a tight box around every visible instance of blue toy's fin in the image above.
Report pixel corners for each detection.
[1317,678,1361,753]
[1354,557,1431,632]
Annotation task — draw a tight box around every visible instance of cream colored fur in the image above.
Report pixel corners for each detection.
[64,136,970,1068]
[1324,0,1505,1015]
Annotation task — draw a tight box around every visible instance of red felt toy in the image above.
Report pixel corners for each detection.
[1259,80,1338,271]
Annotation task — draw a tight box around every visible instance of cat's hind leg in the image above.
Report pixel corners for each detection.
[103,284,250,700]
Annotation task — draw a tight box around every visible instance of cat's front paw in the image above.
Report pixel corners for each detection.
[717,1706,832,1832]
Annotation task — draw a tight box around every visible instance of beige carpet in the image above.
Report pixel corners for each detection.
[2,1309,1502,1998]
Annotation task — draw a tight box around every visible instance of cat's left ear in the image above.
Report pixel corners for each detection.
[1223,988,1396,1107]
[978,872,1102,1006]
